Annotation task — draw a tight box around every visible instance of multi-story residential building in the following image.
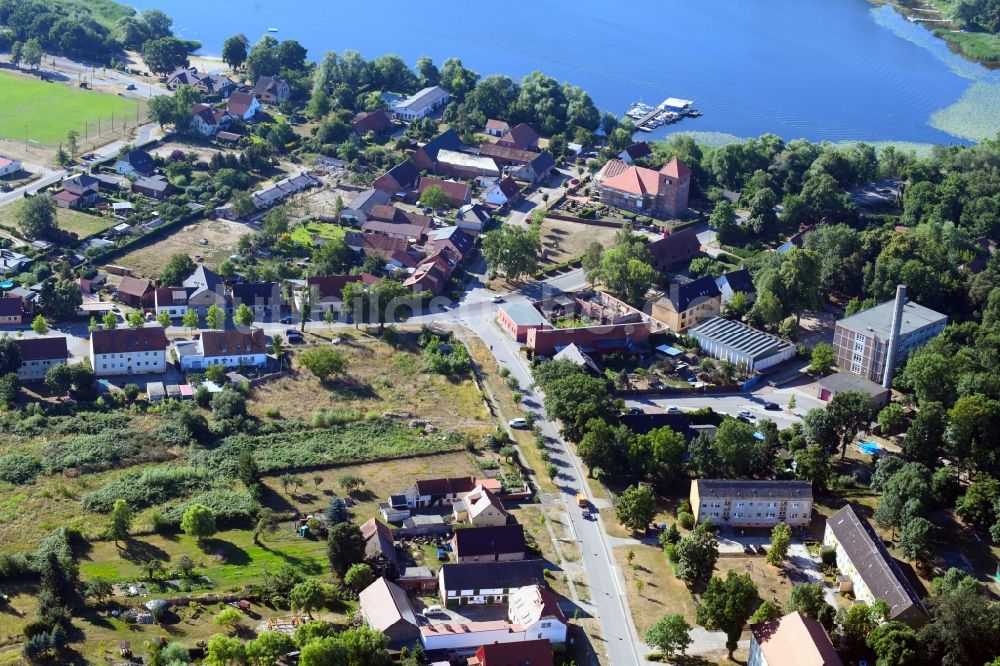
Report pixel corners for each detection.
[832,296,946,383]
[594,157,690,218]
[437,561,546,607]
[690,479,813,528]
[824,505,928,626]
[13,337,68,382]
[748,611,842,666]
[175,329,268,371]
[89,327,168,376]
[451,524,526,563]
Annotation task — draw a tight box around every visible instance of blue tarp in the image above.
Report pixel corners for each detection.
[656,345,683,357]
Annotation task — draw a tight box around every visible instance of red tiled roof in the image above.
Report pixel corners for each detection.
[498,123,539,150]
[661,156,691,180]
[418,176,470,205]
[496,176,521,199]
[353,110,393,134]
[14,336,68,362]
[307,275,362,300]
[116,276,153,298]
[90,327,167,355]
[52,190,81,204]
[368,205,433,229]
[474,640,554,666]
[751,612,842,666]
[200,328,266,357]
[477,143,538,165]
[599,163,663,197]
[485,119,510,133]
[415,477,476,496]
[227,92,256,116]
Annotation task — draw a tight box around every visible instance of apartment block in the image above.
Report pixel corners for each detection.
[691,479,813,528]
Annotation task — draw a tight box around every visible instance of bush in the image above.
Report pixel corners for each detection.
[677,512,694,530]
[82,467,211,513]
[41,432,142,474]
[820,547,837,569]
[163,490,259,528]
[0,453,42,485]
[664,543,679,563]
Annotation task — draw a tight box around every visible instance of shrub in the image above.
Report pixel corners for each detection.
[82,467,211,513]
[677,512,695,530]
[0,453,42,485]
[820,547,837,569]
[41,432,142,474]
[163,490,260,528]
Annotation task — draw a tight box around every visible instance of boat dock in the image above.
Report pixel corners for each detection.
[625,97,701,132]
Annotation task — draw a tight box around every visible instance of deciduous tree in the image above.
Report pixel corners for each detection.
[696,571,760,659]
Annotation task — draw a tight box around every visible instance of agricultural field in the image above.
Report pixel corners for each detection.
[115,218,249,277]
[0,70,138,146]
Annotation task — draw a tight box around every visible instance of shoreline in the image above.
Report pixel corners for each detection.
[872,0,1000,66]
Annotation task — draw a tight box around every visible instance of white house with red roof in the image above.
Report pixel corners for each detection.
[483,176,522,208]
[0,156,22,178]
[595,157,691,218]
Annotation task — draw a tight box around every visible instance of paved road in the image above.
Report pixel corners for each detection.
[40,55,170,100]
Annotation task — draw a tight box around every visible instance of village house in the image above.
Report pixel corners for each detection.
[114,276,153,308]
[468,640,554,666]
[166,68,236,98]
[131,175,175,200]
[404,253,453,296]
[497,123,540,151]
[305,274,365,319]
[358,577,420,647]
[437,561,547,607]
[190,103,230,137]
[417,176,470,208]
[231,282,282,321]
[374,160,420,195]
[182,266,227,317]
[430,226,474,263]
[455,203,492,235]
[392,85,450,121]
[507,584,568,644]
[618,141,652,165]
[153,287,191,319]
[715,268,757,305]
[0,249,30,276]
[363,234,419,269]
[749,611,842,666]
[0,296,25,325]
[361,220,427,243]
[368,204,433,231]
[342,189,392,223]
[252,75,291,105]
[411,130,464,171]
[451,524,526,563]
[393,476,510,510]
[13,337,68,381]
[115,149,155,178]
[352,110,394,136]
[435,149,502,181]
[484,119,510,138]
[453,485,509,527]
[483,176,521,208]
[56,174,100,208]
[89,327,168,376]
[691,479,813,528]
[175,328,268,371]
[225,92,261,122]
[824,505,929,626]
[0,156,22,178]
[651,275,722,332]
[595,157,691,218]
[477,144,556,183]
[645,228,702,271]
[361,517,399,579]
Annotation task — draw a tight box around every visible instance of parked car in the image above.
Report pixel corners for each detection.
[666,405,681,413]
[625,407,643,415]
[424,605,443,616]
[508,417,528,429]
[491,295,504,303]
[738,409,754,420]
[279,316,293,324]
[763,402,780,411]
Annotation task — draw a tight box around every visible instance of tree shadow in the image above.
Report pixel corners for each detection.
[200,538,251,566]
[120,539,171,565]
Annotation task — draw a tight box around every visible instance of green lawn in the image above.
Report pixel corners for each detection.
[0,201,113,239]
[0,71,137,146]
[290,220,347,246]
[79,528,329,590]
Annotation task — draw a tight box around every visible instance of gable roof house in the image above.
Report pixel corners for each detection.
[411,129,463,171]
[13,337,69,381]
[484,118,511,137]
[60,174,100,207]
[353,110,394,136]
[368,204,433,230]
[417,176,471,207]
[153,287,192,319]
[361,517,399,578]
[407,476,478,508]
[374,159,420,195]
[715,268,756,304]
[645,228,702,271]
[455,203,492,234]
[451,524,526,563]
[619,141,652,165]
[342,188,392,223]
[252,75,291,105]
[483,176,522,208]
[434,149,501,180]
[749,611,842,666]
[115,149,155,178]
[392,85,450,121]
[166,68,236,98]
[431,226,474,263]
[497,123,540,151]
[176,328,268,371]
[595,157,691,218]
[469,640,554,666]
[824,505,929,626]
[651,275,722,332]
[403,256,453,296]
[182,266,227,316]
[131,175,175,200]
[437,561,546,607]
[231,282,282,320]
[89,327,168,376]
[358,577,420,647]
[0,248,30,276]
[306,274,364,318]
[507,584,568,645]
[114,276,153,308]
[0,296,25,325]
[190,103,230,137]
[453,485,509,527]
[225,92,262,122]
[361,220,427,242]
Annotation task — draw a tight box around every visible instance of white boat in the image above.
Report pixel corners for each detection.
[268,27,279,32]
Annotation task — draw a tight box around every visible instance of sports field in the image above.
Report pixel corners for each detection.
[0,71,137,146]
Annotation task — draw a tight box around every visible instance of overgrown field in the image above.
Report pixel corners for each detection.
[0,71,137,146]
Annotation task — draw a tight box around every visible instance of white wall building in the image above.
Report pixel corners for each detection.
[176,329,268,371]
[392,85,450,121]
[90,327,168,377]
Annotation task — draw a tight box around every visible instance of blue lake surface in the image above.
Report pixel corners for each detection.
[131,0,1000,144]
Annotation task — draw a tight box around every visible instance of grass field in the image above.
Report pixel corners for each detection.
[116,218,248,277]
[0,201,113,239]
[0,70,137,146]
[290,220,347,246]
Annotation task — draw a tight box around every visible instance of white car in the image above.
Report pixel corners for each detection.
[738,409,755,420]
[508,417,528,429]
[491,295,504,303]
[666,405,681,413]
[423,604,443,615]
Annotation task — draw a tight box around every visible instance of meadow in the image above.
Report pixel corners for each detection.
[0,71,138,146]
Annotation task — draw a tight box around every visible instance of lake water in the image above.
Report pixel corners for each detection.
[130,0,1000,145]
